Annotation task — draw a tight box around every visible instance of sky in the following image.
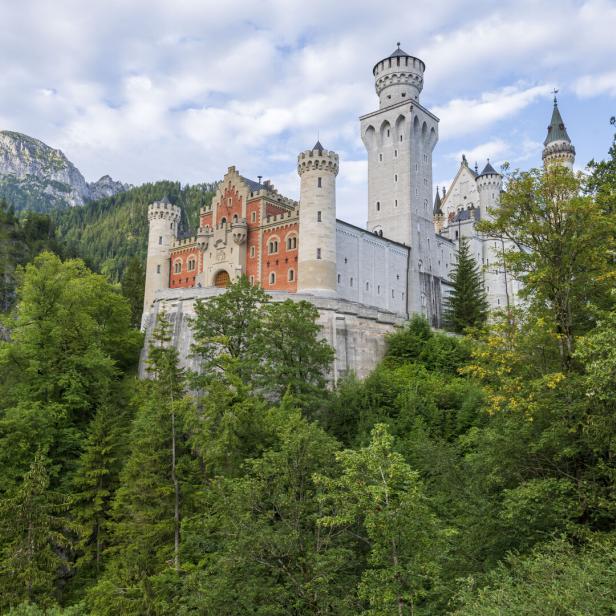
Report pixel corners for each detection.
[1,0,615,227]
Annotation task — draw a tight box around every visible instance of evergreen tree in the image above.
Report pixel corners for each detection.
[121,256,145,329]
[0,450,72,611]
[71,403,124,582]
[444,238,489,334]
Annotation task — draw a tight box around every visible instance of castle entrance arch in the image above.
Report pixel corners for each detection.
[214,270,231,288]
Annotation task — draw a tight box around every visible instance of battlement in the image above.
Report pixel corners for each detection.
[173,236,197,248]
[297,148,339,176]
[264,210,299,225]
[148,200,181,222]
[372,47,424,107]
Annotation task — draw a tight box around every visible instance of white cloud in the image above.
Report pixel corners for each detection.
[434,85,553,139]
[574,71,616,98]
[449,139,509,166]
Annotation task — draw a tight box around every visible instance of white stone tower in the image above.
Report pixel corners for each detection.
[360,44,440,323]
[297,142,339,296]
[542,95,575,170]
[476,160,502,219]
[142,197,181,328]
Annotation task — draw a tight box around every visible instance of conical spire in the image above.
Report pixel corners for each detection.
[544,95,571,146]
[433,186,443,216]
[313,140,324,152]
[478,159,499,176]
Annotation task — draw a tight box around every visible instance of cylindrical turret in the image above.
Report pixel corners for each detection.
[142,198,181,328]
[476,160,502,220]
[373,44,425,108]
[297,142,339,296]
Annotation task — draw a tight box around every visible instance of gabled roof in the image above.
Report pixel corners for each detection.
[544,99,572,146]
[240,176,264,192]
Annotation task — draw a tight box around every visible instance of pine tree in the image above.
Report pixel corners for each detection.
[71,403,123,581]
[120,256,145,329]
[0,450,72,610]
[444,238,489,334]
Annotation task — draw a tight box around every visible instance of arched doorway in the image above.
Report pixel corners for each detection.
[214,270,231,288]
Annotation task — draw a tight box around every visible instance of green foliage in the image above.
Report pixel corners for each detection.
[316,424,451,614]
[121,256,145,328]
[478,165,615,365]
[54,181,215,280]
[190,277,334,409]
[444,238,489,334]
[0,450,72,611]
[453,537,616,615]
[0,199,63,312]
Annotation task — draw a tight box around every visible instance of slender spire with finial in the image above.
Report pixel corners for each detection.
[553,88,559,106]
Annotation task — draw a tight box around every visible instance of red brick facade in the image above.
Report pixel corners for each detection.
[168,174,300,292]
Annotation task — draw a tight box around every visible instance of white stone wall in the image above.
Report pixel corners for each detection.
[142,201,180,328]
[140,287,405,382]
[335,221,408,316]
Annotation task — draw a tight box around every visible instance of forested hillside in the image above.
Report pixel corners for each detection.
[54,181,216,280]
[0,131,614,615]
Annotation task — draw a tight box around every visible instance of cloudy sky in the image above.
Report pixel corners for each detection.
[1,0,615,226]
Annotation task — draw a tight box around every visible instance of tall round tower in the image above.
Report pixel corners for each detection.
[297,141,339,296]
[542,95,575,170]
[372,43,425,108]
[476,160,502,220]
[142,197,181,327]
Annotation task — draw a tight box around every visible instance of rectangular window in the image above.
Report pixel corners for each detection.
[156,264,161,274]
[251,211,256,223]
[317,177,322,188]
[316,248,321,259]
[158,236,163,245]
[317,211,322,222]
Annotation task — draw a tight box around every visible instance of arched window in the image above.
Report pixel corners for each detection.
[174,259,182,274]
[288,269,295,282]
[269,272,276,285]
[187,257,196,271]
[220,217,227,225]
[233,214,238,223]
[268,239,279,254]
[250,246,256,258]
[251,211,257,223]
[286,235,297,250]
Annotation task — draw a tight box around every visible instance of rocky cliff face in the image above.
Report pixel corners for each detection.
[0,130,128,212]
[87,175,132,201]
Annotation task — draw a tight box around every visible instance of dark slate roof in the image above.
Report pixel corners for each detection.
[433,189,442,216]
[478,160,499,176]
[390,44,409,57]
[160,195,171,204]
[240,176,264,192]
[313,140,324,151]
[453,207,480,223]
[544,101,571,146]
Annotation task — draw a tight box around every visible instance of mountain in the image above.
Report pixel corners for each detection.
[0,130,129,212]
[55,180,217,281]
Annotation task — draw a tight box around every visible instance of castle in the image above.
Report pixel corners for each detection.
[141,46,576,379]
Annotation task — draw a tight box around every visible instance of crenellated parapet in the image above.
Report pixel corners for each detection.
[297,148,339,176]
[148,200,181,222]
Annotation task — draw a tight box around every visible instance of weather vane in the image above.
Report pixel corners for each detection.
[552,88,559,104]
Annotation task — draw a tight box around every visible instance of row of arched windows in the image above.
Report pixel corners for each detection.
[268,233,298,254]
